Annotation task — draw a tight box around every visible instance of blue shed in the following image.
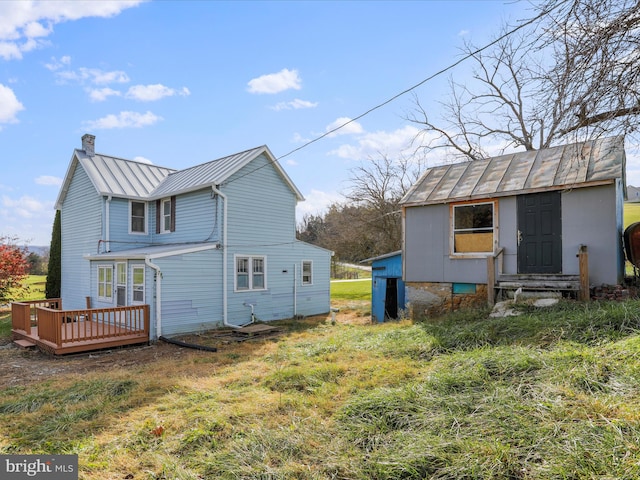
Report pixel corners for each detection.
[362,251,406,322]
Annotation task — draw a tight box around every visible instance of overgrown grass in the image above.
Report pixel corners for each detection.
[2,299,640,478]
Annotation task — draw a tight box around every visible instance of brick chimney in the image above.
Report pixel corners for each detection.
[81,134,95,156]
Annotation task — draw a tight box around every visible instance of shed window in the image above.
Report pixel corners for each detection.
[235,256,267,291]
[452,202,495,254]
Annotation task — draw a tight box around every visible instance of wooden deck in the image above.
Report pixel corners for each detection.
[11,300,150,355]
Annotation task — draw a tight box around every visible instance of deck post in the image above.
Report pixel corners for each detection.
[578,245,589,301]
[487,254,496,307]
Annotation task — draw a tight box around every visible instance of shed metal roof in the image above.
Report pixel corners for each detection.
[400,136,626,206]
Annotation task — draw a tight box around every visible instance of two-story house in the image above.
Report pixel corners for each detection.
[54,134,331,340]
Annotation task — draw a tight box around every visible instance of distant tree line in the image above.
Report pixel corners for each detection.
[297,155,424,263]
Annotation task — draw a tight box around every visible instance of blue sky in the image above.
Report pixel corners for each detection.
[3,0,629,247]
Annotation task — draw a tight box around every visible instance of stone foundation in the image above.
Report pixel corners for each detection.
[406,282,488,319]
[591,284,639,301]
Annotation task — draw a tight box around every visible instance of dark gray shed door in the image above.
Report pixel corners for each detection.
[517,191,562,274]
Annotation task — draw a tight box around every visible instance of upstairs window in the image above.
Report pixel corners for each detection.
[452,201,496,255]
[235,256,267,291]
[302,261,313,285]
[156,196,176,234]
[130,201,147,234]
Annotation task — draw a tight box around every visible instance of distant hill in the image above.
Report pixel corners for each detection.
[22,245,49,256]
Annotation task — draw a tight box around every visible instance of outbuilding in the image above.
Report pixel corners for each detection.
[400,136,626,318]
[361,251,406,322]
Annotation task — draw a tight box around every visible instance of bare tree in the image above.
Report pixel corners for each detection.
[409,0,640,160]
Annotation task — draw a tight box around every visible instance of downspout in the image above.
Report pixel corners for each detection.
[211,185,237,328]
[293,263,297,317]
[145,257,162,339]
[105,195,112,253]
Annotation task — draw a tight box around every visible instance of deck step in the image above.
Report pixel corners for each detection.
[14,339,37,349]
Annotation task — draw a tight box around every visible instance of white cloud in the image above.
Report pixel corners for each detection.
[458,29,470,36]
[0,84,25,125]
[325,117,365,138]
[286,159,299,166]
[83,111,162,130]
[2,195,48,219]
[247,68,301,94]
[125,84,191,101]
[133,156,153,164]
[270,98,318,111]
[0,194,56,244]
[0,1,144,60]
[89,87,121,102]
[329,125,421,160]
[35,175,63,186]
[296,189,344,222]
[55,67,130,85]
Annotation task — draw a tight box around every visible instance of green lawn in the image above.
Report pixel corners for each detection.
[330,278,371,301]
[626,202,640,227]
[14,275,46,301]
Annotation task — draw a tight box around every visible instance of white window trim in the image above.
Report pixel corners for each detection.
[450,200,498,258]
[160,198,172,234]
[97,265,114,302]
[129,200,148,235]
[131,265,145,304]
[301,260,313,286]
[234,255,267,292]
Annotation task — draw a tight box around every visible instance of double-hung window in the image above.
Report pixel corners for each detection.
[235,256,266,291]
[156,196,176,234]
[130,201,147,234]
[302,261,313,285]
[451,201,496,255]
[98,265,113,301]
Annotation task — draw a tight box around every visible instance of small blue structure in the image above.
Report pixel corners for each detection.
[362,251,405,323]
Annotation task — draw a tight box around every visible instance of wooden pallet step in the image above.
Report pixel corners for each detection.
[14,339,37,349]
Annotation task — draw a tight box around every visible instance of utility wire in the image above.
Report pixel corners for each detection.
[224,2,563,186]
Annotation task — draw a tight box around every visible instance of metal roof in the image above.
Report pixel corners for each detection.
[150,145,303,200]
[400,136,626,206]
[80,153,175,198]
[56,143,304,209]
[84,242,219,260]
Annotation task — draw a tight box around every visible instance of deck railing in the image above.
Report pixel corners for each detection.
[11,299,61,335]
[36,304,150,347]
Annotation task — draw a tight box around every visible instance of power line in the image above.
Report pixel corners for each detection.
[225,2,563,186]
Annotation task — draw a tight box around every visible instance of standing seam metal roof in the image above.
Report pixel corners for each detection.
[400,136,625,206]
[61,144,304,203]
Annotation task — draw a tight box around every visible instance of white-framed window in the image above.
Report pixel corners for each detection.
[132,266,145,304]
[161,198,172,233]
[302,260,313,285]
[451,201,496,255]
[116,262,127,306]
[235,255,267,291]
[130,200,147,234]
[98,265,113,301]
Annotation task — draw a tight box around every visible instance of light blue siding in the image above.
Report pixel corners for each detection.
[223,153,297,246]
[105,189,220,252]
[60,147,331,340]
[152,249,223,337]
[61,164,102,309]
